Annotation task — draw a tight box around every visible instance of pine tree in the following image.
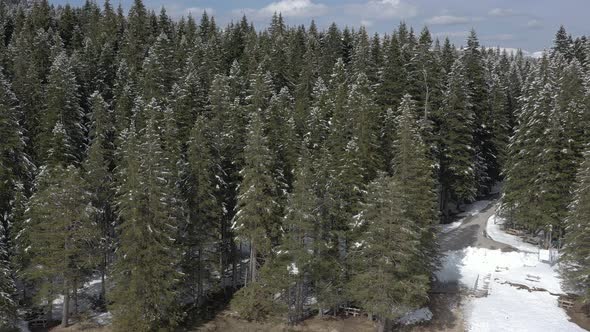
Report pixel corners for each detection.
[83,92,115,304]
[112,60,137,136]
[485,56,511,182]
[378,34,406,111]
[40,51,85,165]
[347,73,382,180]
[111,112,183,330]
[26,165,96,327]
[463,30,494,194]
[0,218,17,329]
[503,58,550,230]
[265,88,297,190]
[553,25,572,59]
[142,32,175,102]
[262,142,318,324]
[347,173,429,332]
[392,95,439,271]
[169,60,208,145]
[439,58,476,219]
[0,69,29,248]
[123,0,150,73]
[183,116,220,303]
[561,149,590,301]
[232,111,281,285]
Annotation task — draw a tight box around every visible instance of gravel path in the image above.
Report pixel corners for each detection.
[439,199,514,252]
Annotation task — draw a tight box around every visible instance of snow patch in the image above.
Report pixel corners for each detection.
[440,220,462,233]
[288,262,299,275]
[466,283,584,332]
[486,214,539,253]
[93,311,113,326]
[436,246,577,332]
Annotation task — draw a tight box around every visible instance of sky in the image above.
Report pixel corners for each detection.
[49,0,590,54]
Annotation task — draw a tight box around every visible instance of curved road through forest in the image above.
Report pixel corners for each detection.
[439,198,514,252]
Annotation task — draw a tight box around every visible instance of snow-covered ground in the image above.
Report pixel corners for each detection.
[486,212,539,253]
[437,206,585,332]
[17,276,111,331]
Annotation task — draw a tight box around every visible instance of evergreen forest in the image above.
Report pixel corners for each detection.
[1,1,590,331]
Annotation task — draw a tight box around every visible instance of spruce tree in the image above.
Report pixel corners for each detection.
[83,92,115,304]
[347,73,382,181]
[562,149,590,301]
[439,58,476,219]
[265,88,297,190]
[392,95,439,271]
[348,172,429,332]
[183,115,220,303]
[26,165,96,327]
[0,69,29,248]
[122,0,150,73]
[262,142,318,324]
[40,51,84,165]
[111,108,184,331]
[0,219,17,330]
[142,32,175,102]
[503,58,550,230]
[232,111,280,284]
[463,30,494,194]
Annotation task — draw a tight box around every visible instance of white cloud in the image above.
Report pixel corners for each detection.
[165,5,214,19]
[345,0,418,20]
[360,19,374,27]
[237,0,327,18]
[425,15,480,25]
[433,31,469,38]
[488,8,517,17]
[526,19,543,29]
[185,7,214,16]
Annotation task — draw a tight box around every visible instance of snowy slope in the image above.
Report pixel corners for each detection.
[436,202,585,332]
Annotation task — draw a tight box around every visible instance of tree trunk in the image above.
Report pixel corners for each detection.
[61,281,70,328]
[232,242,239,290]
[377,317,390,332]
[73,280,78,315]
[249,241,257,283]
[198,246,203,305]
[47,298,53,322]
[101,254,107,303]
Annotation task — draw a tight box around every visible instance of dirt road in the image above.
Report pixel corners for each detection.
[439,200,514,252]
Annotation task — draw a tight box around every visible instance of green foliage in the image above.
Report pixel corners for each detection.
[230,282,277,322]
[234,110,282,283]
[393,95,439,271]
[439,58,476,213]
[348,173,429,320]
[0,222,17,329]
[40,51,84,165]
[182,116,221,301]
[111,108,184,330]
[562,150,590,302]
[5,2,587,328]
[26,165,97,312]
